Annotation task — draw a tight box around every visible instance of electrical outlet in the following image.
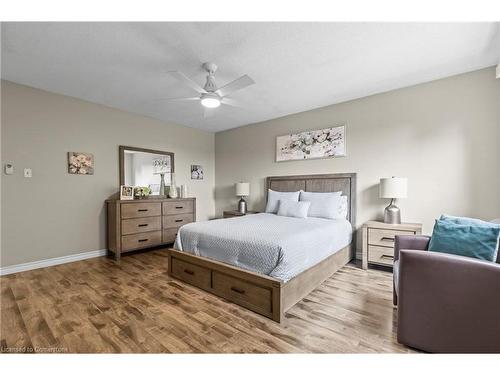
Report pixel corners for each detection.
[24,168,32,178]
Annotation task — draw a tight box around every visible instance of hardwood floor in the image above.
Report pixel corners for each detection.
[0,249,414,353]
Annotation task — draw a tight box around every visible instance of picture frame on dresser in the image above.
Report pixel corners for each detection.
[120,185,134,200]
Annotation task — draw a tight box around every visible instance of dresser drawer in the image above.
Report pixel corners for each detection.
[368,228,414,248]
[170,258,211,290]
[121,202,162,219]
[163,213,194,229]
[212,271,272,314]
[163,200,194,215]
[163,228,178,244]
[121,216,161,235]
[121,231,162,252]
[368,245,395,266]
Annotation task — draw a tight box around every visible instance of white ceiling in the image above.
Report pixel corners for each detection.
[2,22,499,132]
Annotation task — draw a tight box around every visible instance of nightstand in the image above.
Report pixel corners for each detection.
[223,210,259,218]
[362,220,422,270]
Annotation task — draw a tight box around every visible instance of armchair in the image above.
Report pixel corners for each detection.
[393,235,500,353]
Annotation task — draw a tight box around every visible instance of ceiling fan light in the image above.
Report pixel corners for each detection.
[201,96,221,108]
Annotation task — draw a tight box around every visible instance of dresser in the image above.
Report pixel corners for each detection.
[361,220,422,270]
[107,197,196,260]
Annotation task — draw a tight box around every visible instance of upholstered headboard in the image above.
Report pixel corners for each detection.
[266,173,357,228]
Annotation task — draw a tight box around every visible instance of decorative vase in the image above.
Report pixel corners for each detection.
[168,173,178,198]
[159,173,166,196]
[181,184,188,198]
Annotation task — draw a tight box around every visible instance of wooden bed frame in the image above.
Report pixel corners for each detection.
[167,173,356,323]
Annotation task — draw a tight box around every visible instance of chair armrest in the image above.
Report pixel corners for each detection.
[398,250,500,353]
[394,235,430,261]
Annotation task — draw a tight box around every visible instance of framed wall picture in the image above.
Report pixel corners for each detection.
[276,124,346,162]
[191,165,204,180]
[68,152,94,174]
[120,185,134,200]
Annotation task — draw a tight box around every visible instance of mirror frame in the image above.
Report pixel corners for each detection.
[119,145,175,186]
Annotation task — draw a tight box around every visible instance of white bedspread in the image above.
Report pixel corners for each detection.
[174,213,352,282]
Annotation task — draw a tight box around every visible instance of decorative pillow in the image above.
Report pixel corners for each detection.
[276,200,311,219]
[440,214,500,229]
[429,219,500,262]
[299,191,343,220]
[265,189,300,214]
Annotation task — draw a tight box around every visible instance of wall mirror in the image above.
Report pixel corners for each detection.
[119,146,175,196]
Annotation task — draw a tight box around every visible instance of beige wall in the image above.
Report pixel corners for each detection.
[1,81,215,267]
[215,67,500,254]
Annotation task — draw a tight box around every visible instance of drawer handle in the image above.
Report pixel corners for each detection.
[380,237,395,242]
[230,287,245,295]
[175,206,184,209]
[381,254,394,260]
[138,209,148,212]
[138,239,149,243]
[175,219,183,223]
[184,269,194,275]
[138,224,148,227]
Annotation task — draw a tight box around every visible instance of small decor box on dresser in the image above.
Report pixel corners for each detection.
[362,220,422,270]
[107,197,195,260]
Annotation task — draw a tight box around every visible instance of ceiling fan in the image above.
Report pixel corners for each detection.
[165,62,255,117]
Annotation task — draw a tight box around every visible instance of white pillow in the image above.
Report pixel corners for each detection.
[338,196,348,220]
[265,189,300,214]
[277,200,311,219]
[299,191,343,219]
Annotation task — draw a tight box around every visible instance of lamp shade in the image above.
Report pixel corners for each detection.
[379,177,408,199]
[235,182,250,197]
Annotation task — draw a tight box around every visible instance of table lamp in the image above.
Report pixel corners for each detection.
[235,182,250,214]
[379,177,407,224]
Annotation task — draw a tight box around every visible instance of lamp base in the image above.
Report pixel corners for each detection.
[384,199,401,224]
[238,198,247,214]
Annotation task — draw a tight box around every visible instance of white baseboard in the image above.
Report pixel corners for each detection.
[0,249,107,276]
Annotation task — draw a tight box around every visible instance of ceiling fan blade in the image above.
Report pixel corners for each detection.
[167,71,206,94]
[163,96,200,102]
[149,96,200,103]
[221,97,242,107]
[217,75,254,97]
[203,107,217,118]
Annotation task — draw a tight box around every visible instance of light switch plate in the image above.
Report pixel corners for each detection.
[24,168,32,178]
[4,164,14,175]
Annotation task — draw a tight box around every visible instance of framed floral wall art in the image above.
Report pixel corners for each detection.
[276,124,346,162]
[191,165,204,180]
[68,152,94,175]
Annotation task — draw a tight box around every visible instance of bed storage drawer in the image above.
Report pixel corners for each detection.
[212,271,272,314]
[121,231,162,252]
[163,200,194,215]
[121,216,161,235]
[170,258,211,290]
[163,214,194,229]
[121,202,162,219]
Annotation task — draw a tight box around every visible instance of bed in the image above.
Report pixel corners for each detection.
[166,173,356,323]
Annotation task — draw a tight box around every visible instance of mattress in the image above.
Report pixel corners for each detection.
[173,213,352,282]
